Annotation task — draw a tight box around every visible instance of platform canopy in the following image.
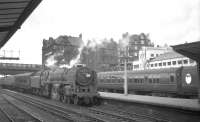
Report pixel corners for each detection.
[0,0,42,49]
[172,41,200,62]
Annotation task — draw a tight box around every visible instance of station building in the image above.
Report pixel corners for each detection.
[118,33,154,64]
[132,46,171,70]
[131,47,196,70]
[148,51,196,69]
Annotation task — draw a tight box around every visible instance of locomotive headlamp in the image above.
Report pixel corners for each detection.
[185,73,192,84]
[86,73,91,78]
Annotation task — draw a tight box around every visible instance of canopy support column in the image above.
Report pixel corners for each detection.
[198,62,200,103]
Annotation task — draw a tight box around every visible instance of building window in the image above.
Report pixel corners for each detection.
[163,62,166,66]
[141,40,144,44]
[134,46,138,50]
[156,54,159,57]
[134,65,139,69]
[151,54,154,57]
[172,61,176,65]
[183,59,188,64]
[134,53,138,56]
[178,60,182,65]
[168,62,171,66]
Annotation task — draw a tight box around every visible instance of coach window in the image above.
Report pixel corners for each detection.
[134,79,137,83]
[145,76,148,82]
[141,79,143,83]
[139,79,141,83]
[100,78,104,83]
[170,75,174,82]
[151,64,154,67]
[116,78,119,83]
[134,79,138,83]
[153,79,156,83]
[155,63,157,67]
[159,63,162,66]
[108,78,112,83]
[131,78,135,83]
[104,78,108,83]
[110,78,114,83]
[149,79,152,83]
[139,79,142,83]
[168,62,171,66]
[183,59,188,64]
[156,78,159,83]
[172,61,176,65]
[163,62,166,66]
[119,78,123,83]
[128,78,131,83]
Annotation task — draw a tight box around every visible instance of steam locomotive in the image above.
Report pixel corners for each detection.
[1,65,100,105]
[98,66,199,98]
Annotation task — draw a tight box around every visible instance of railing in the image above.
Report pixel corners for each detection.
[0,63,42,69]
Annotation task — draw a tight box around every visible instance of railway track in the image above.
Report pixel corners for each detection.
[91,104,170,122]
[0,105,14,122]
[0,94,42,122]
[12,92,137,122]
[3,90,171,122]
[3,90,108,122]
[85,107,148,122]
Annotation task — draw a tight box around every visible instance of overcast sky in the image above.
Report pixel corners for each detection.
[0,0,200,64]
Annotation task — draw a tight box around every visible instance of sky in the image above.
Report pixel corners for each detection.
[0,0,199,64]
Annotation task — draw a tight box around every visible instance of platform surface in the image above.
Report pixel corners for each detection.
[99,92,200,111]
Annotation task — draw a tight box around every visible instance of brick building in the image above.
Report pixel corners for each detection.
[118,33,154,64]
[42,34,82,67]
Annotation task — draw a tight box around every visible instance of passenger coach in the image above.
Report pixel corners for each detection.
[98,66,199,98]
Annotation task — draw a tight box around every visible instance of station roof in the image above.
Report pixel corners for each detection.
[172,41,200,62]
[150,51,185,62]
[0,0,42,49]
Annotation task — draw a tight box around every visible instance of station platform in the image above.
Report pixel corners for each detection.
[99,92,200,111]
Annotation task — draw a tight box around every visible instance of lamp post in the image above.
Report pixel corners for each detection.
[124,46,128,95]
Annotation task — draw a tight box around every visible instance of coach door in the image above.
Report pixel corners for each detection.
[176,67,183,94]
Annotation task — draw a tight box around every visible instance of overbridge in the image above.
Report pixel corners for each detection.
[0,0,42,75]
[0,63,42,75]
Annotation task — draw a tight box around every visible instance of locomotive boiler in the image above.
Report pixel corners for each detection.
[40,66,100,105]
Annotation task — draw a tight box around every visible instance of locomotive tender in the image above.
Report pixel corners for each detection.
[1,65,100,105]
[98,66,199,98]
